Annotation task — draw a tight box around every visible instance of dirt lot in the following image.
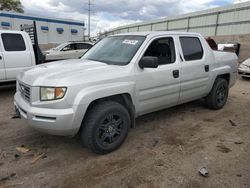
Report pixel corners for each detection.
[0,79,249,188]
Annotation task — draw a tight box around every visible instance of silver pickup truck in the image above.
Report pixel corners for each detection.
[14,31,238,154]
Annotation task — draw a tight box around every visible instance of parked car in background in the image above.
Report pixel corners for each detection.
[15,31,238,154]
[238,58,250,78]
[44,41,93,61]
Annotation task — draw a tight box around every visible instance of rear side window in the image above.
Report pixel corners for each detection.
[1,33,26,51]
[180,37,203,61]
[76,43,92,50]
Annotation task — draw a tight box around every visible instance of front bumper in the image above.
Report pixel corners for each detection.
[238,68,250,78]
[14,92,79,136]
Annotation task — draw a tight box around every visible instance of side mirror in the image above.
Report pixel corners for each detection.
[139,56,158,69]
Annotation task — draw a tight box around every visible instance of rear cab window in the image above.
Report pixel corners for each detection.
[1,33,26,51]
[180,37,203,61]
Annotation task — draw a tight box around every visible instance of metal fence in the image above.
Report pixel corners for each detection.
[100,1,250,38]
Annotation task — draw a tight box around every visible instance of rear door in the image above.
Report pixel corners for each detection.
[179,36,210,103]
[0,33,32,80]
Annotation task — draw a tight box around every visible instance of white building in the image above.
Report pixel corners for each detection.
[0,11,85,48]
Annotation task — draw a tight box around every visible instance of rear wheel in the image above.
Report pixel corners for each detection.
[81,101,130,154]
[206,78,229,110]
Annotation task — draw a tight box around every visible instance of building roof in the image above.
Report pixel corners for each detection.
[0,11,84,26]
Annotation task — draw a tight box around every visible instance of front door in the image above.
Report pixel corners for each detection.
[136,36,181,115]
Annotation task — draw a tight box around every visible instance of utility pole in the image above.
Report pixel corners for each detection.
[88,0,90,39]
[87,0,94,39]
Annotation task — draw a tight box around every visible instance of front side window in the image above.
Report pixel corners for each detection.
[54,43,68,51]
[180,37,203,61]
[82,36,145,65]
[1,33,26,51]
[143,37,176,65]
[62,44,77,51]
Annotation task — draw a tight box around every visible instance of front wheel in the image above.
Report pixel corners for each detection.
[81,101,130,154]
[206,78,229,110]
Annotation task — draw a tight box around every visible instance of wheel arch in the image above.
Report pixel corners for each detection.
[208,69,231,94]
[216,73,230,83]
[78,93,136,135]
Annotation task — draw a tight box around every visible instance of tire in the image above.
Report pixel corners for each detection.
[81,101,130,154]
[206,78,229,110]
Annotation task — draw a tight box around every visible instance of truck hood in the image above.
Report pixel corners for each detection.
[18,59,128,86]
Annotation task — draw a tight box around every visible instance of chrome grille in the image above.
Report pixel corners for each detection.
[19,82,31,102]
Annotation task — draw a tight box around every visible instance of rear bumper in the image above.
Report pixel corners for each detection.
[14,92,79,136]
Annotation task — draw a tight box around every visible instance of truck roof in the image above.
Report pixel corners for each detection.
[113,31,202,37]
[0,30,26,34]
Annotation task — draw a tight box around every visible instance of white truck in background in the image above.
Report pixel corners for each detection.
[0,30,37,83]
[0,22,45,84]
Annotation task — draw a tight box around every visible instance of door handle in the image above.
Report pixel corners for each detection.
[205,65,209,72]
[173,70,179,78]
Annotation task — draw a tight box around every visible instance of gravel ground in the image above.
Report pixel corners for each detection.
[0,78,249,188]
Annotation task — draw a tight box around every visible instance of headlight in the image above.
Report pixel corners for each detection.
[40,87,67,101]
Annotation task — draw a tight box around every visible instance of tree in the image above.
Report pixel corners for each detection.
[0,0,24,13]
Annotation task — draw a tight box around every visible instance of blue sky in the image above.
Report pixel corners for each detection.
[210,0,234,6]
[20,0,249,35]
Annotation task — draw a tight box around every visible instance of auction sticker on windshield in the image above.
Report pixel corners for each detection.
[122,40,138,45]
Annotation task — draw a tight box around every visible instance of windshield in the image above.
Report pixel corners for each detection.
[53,43,68,51]
[82,35,145,65]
